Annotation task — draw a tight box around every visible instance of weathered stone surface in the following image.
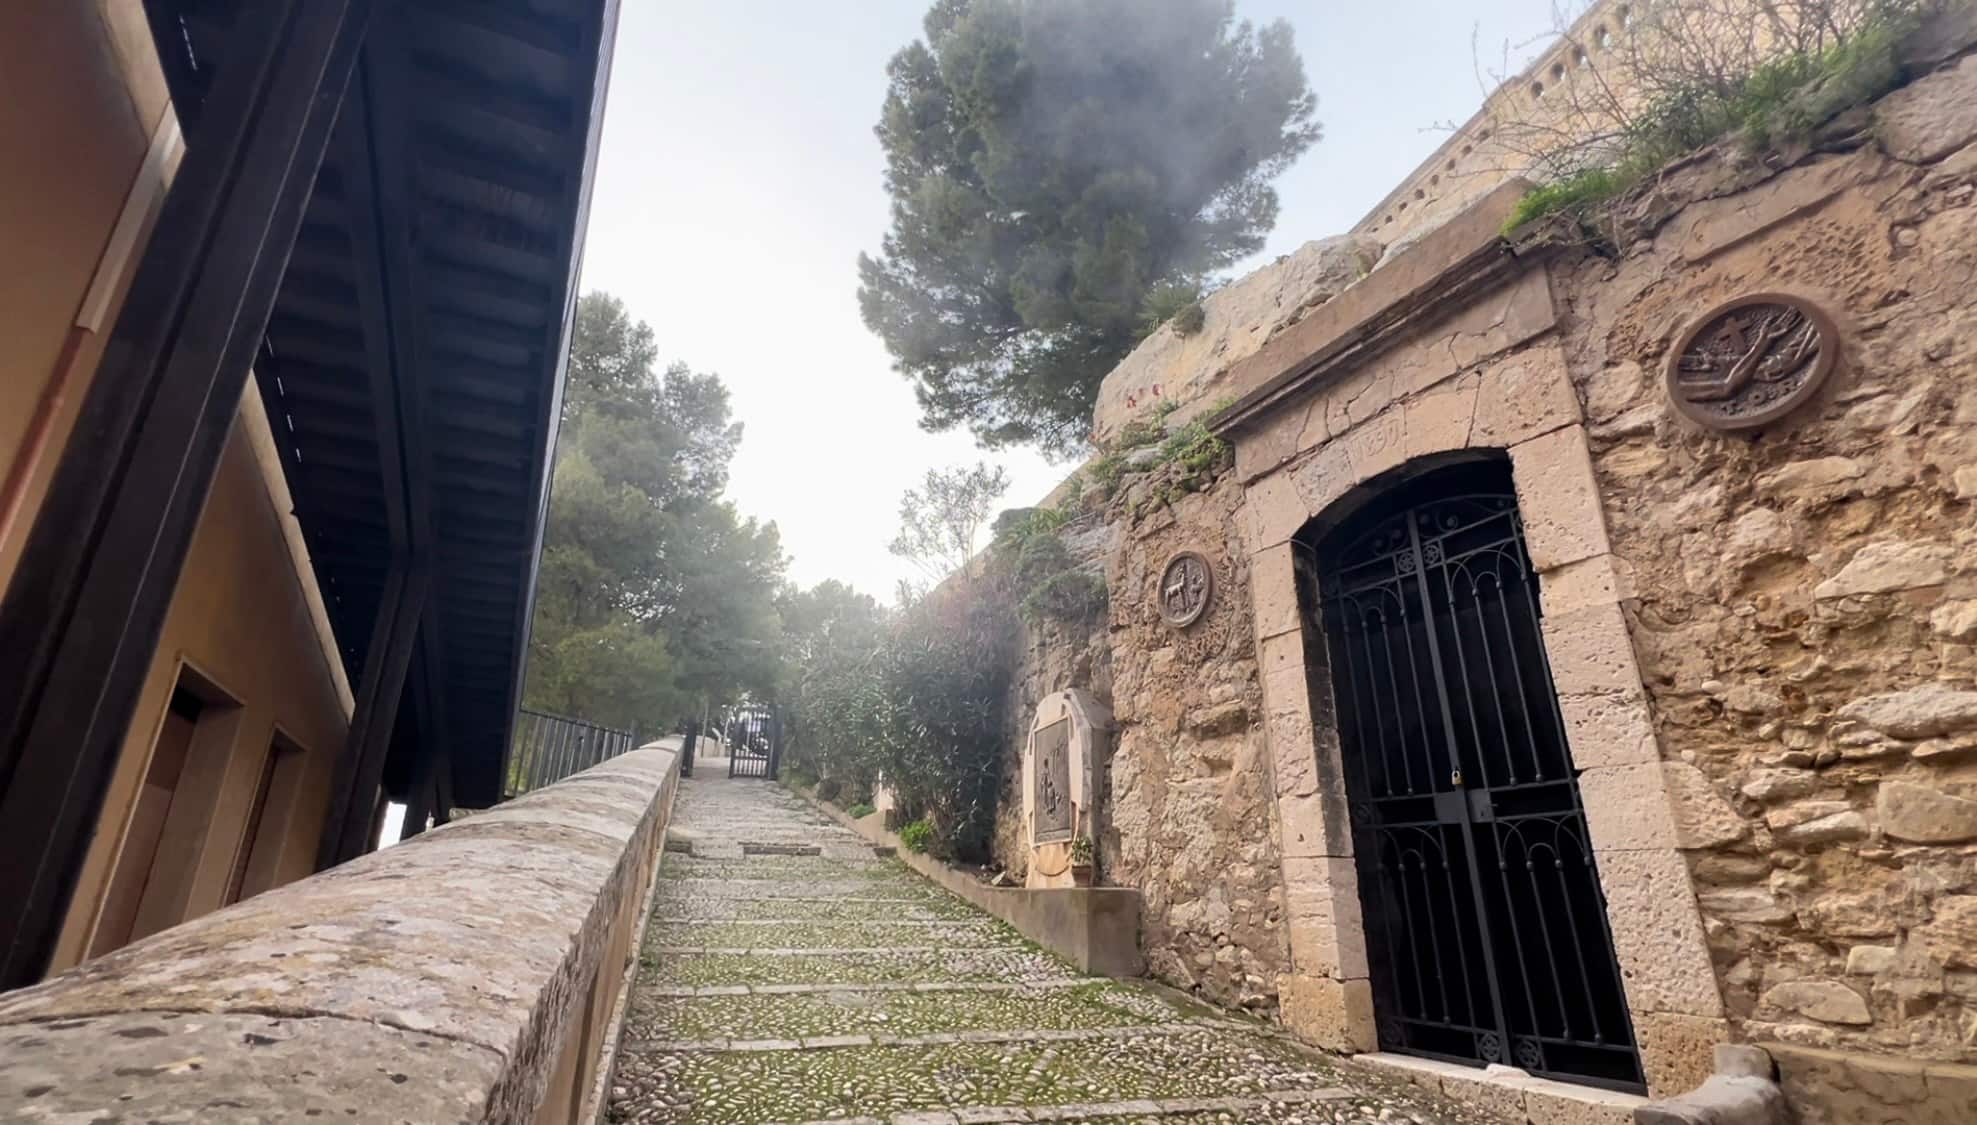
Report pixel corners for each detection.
[1932,600,1977,640]
[1913,895,1977,970]
[1740,768,1822,804]
[1094,234,1383,443]
[1698,887,1796,925]
[1812,541,1953,599]
[1470,340,1579,447]
[1757,457,1865,497]
[1761,980,1873,1026]
[1634,1012,1734,1100]
[1663,761,1749,849]
[1846,945,1898,976]
[1837,684,1977,738]
[1595,848,1724,1018]
[1877,52,1977,163]
[0,1011,504,1123]
[0,747,682,1125]
[1540,601,1644,698]
[1773,810,1869,847]
[1768,1040,1977,1125]
[1876,781,1977,844]
[1281,855,1367,980]
[1556,689,1660,768]
[1278,973,1375,1053]
[1511,425,1611,570]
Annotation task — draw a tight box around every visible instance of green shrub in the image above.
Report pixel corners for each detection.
[899,818,934,853]
[848,802,876,819]
[1505,2,1919,233]
[1021,569,1108,623]
[1138,281,1204,338]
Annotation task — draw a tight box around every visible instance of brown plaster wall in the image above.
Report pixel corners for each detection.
[0,0,172,591]
[1550,54,1977,1070]
[0,4,353,975]
[50,416,354,972]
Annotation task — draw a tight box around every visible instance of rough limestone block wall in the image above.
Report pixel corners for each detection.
[1101,461,1287,1012]
[1551,43,1977,1087]
[990,460,1290,1013]
[0,746,681,1124]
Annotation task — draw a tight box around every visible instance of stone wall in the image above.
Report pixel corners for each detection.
[993,456,1292,1014]
[1550,38,1977,1071]
[993,16,1977,1112]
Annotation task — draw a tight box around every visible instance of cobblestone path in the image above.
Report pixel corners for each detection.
[609,773,1461,1125]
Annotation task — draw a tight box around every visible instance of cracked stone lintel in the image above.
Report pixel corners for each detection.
[0,745,682,1125]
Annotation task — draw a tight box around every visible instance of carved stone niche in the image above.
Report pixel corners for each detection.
[1021,689,1112,889]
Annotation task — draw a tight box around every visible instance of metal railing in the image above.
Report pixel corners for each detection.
[505,708,638,797]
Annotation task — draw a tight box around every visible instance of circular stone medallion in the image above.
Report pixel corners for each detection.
[1664,292,1839,431]
[1158,551,1214,628]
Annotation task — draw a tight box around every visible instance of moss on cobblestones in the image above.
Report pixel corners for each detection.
[647,919,1003,949]
[610,1031,1341,1123]
[641,946,1070,987]
[611,775,1456,1125]
[626,981,1180,1040]
[649,894,979,922]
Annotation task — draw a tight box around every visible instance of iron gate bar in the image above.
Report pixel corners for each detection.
[1314,464,1643,1092]
[504,708,637,797]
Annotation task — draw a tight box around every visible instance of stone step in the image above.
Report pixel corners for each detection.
[790,1089,1358,1125]
[628,1020,1244,1053]
[625,979,1190,1043]
[609,1026,1352,1123]
[638,945,1070,989]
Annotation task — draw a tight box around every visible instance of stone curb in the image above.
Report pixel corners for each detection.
[653,945,1018,956]
[650,918,998,927]
[625,1019,1274,1054]
[776,1087,1357,1125]
[640,979,1091,997]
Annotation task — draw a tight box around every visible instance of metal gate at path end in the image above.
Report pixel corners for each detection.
[725,703,781,780]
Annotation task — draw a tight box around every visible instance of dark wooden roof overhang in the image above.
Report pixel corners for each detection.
[147,0,617,809]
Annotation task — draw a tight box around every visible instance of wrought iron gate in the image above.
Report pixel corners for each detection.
[726,704,780,780]
[1312,462,1642,1092]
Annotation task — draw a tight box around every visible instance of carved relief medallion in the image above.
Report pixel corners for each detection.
[1664,293,1839,430]
[1158,550,1214,628]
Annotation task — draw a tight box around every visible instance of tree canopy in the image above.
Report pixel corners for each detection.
[523,292,786,735]
[858,0,1320,456]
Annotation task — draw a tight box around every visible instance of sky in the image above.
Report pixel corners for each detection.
[575,1,1568,601]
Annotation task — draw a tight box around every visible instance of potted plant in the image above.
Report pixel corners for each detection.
[1069,834,1095,886]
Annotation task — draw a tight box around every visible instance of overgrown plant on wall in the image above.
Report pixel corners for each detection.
[1490,0,1929,232]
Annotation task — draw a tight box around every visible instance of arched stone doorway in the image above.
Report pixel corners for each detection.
[1301,455,1641,1091]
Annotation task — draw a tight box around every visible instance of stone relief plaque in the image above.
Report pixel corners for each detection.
[1031,717,1073,845]
[1159,550,1214,628]
[1664,292,1839,431]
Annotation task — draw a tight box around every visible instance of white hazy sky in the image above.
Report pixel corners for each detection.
[575,1,1565,601]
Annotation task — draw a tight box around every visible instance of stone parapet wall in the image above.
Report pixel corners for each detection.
[0,745,682,1124]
